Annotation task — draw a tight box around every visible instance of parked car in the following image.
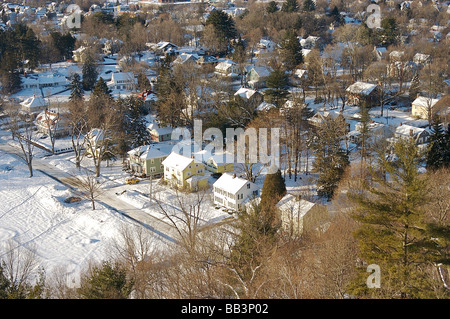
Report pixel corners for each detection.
[126,177,140,184]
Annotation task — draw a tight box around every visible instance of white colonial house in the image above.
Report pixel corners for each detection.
[213,173,259,212]
[107,72,137,91]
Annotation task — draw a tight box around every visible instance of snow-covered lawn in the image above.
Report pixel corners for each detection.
[0,148,173,285]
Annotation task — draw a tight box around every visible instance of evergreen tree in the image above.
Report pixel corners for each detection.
[50,31,76,60]
[69,73,84,102]
[279,29,303,71]
[91,77,112,102]
[281,0,299,13]
[261,168,286,209]
[82,54,98,91]
[348,139,445,298]
[312,115,349,200]
[137,73,151,92]
[78,261,134,299]
[204,9,237,54]
[378,17,399,46]
[266,1,279,13]
[409,72,421,102]
[264,70,290,108]
[303,0,316,12]
[426,119,447,170]
[119,96,151,149]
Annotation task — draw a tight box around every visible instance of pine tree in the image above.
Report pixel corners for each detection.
[281,0,299,13]
[91,77,112,99]
[69,73,84,102]
[119,96,151,149]
[312,115,349,200]
[303,0,316,12]
[78,261,134,299]
[265,70,290,108]
[266,1,279,14]
[279,29,303,71]
[82,54,98,91]
[348,139,445,298]
[261,168,287,209]
[426,119,447,170]
[204,9,236,54]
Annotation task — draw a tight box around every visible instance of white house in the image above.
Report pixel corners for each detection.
[214,60,239,78]
[22,74,69,89]
[34,109,70,137]
[276,194,328,236]
[411,96,440,120]
[213,173,260,212]
[394,124,430,145]
[107,72,137,91]
[20,95,48,113]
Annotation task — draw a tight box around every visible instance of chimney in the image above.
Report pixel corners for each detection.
[232,174,236,179]
[409,129,413,136]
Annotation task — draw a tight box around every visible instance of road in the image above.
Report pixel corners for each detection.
[0,137,181,245]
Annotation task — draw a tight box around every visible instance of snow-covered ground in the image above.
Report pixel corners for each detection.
[0,146,172,286]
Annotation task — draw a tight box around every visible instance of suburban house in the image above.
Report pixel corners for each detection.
[394,124,430,145]
[246,66,273,89]
[149,126,173,143]
[234,87,264,106]
[308,110,341,128]
[411,96,441,120]
[126,144,168,178]
[213,173,259,212]
[204,152,234,174]
[107,72,137,91]
[300,35,321,49]
[34,109,70,137]
[72,46,88,63]
[22,73,69,89]
[214,59,239,78]
[276,194,328,236]
[20,95,48,113]
[162,152,208,190]
[346,81,379,106]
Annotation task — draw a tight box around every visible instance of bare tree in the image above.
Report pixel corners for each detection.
[68,99,88,169]
[152,188,210,254]
[69,168,105,210]
[7,109,36,178]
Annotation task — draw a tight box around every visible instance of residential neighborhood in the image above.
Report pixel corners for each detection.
[0,0,449,302]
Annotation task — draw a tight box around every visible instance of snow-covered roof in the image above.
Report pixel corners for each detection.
[109,72,136,83]
[276,194,316,219]
[20,95,47,109]
[346,82,378,95]
[234,87,257,100]
[412,96,439,108]
[395,124,428,136]
[128,144,168,160]
[162,152,199,171]
[213,173,254,195]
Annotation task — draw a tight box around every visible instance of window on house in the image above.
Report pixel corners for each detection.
[247,183,250,189]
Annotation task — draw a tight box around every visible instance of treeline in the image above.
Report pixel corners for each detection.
[0,138,448,299]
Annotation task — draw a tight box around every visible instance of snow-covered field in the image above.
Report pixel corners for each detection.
[0,147,163,285]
